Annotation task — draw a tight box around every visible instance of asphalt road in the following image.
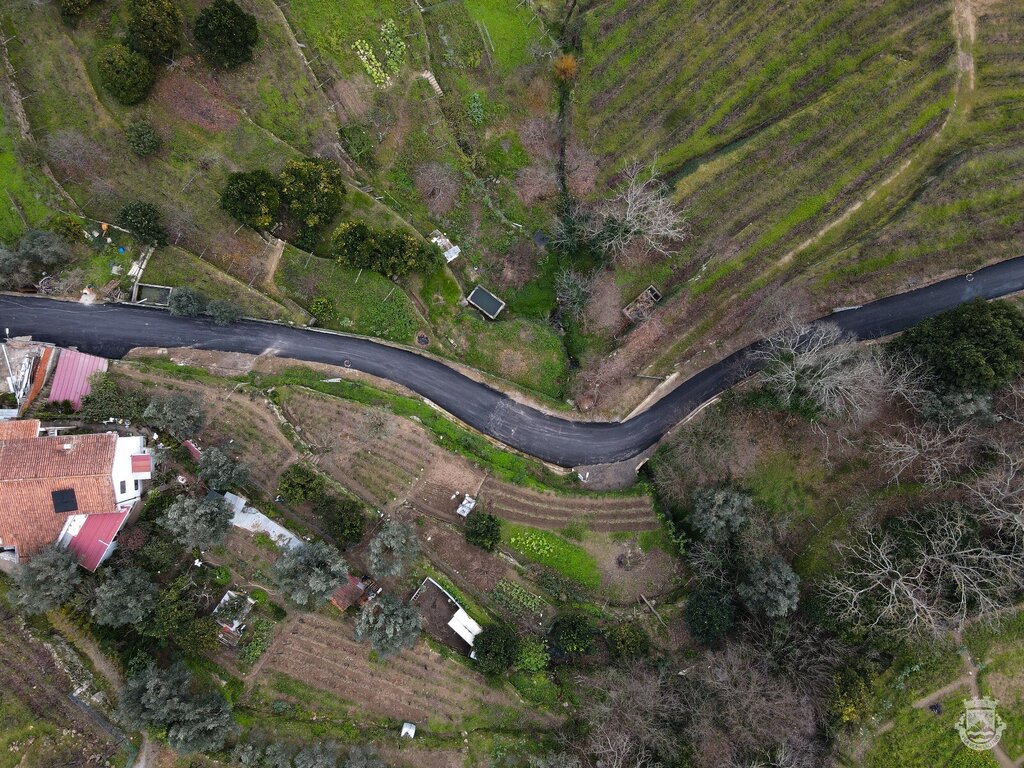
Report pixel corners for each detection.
[3,255,1024,467]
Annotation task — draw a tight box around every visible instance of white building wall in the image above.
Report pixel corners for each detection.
[111,435,149,505]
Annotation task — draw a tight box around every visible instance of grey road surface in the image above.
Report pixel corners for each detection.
[3,255,1023,467]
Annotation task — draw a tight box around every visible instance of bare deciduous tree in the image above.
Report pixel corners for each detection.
[577,664,687,768]
[966,440,1024,536]
[680,644,823,768]
[555,266,596,325]
[877,422,979,486]
[751,320,889,421]
[515,164,559,205]
[413,162,461,217]
[825,504,1024,637]
[587,160,688,260]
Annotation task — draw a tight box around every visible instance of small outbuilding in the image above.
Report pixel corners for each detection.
[429,230,461,264]
[410,577,482,656]
[467,285,505,320]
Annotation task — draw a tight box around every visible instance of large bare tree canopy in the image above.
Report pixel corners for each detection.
[825,503,1024,637]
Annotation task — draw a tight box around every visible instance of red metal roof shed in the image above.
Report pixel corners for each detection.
[66,510,129,571]
[48,350,108,410]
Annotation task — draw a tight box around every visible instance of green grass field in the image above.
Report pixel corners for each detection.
[143,246,299,322]
[502,523,601,588]
[0,109,56,244]
[275,246,422,343]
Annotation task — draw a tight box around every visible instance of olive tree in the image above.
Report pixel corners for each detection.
[354,593,421,657]
[10,545,82,614]
[689,486,752,542]
[738,557,800,619]
[144,392,205,436]
[119,660,233,754]
[167,286,209,317]
[93,567,157,626]
[272,541,348,608]
[368,519,420,578]
[198,447,249,491]
[160,495,233,550]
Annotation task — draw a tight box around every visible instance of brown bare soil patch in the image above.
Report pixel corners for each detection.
[414,162,462,217]
[583,534,683,602]
[378,744,467,768]
[280,386,439,508]
[415,515,517,597]
[258,612,539,727]
[585,271,626,333]
[498,348,530,379]
[331,77,371,119]
[497,239,541,290]
[153,66,240,132]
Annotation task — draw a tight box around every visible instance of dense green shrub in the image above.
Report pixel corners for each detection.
[474,624,521,676]
[124,120,162,156]
[194,0,259,68]
[354,593,421,657]
[339,123,377,169]
[97,44,155,105]
[689,486,752,542]
[549,611,595,657]
[315,494,366,546]
[606,621,650,660]
[125,0,183,62]
[515,637,550,672]
[893,299,1024,394]
[117,200,167,245]
[278,463,325,504]
[279,157,346,229]
[220,170,281,230]
[684,584,735,645]
[464,511,501,551]
[58,0,96,22]
[332,221,442,278]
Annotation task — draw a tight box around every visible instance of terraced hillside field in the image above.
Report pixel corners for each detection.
[256,612,544,728]
[572,0,980,410]
[278,385,657,530]
[804,0,1024,295]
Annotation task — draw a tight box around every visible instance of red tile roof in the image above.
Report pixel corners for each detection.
[67,511,129,571]
[48,349,108,410]
[0,432,116,562]
[0,419,40,440]
[0,432,115,480]
[131,454,152,474]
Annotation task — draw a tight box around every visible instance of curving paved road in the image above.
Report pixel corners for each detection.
[3,255,1024,467]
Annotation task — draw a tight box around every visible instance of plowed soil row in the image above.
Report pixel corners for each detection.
[260,613,532,726]
[479,479,658,532]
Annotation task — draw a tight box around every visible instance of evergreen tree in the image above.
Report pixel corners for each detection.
[10,545,82,614]
[93,567,157,627]
[272,541,348,608]
[193,0,259,69]
[354,593,421,658]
